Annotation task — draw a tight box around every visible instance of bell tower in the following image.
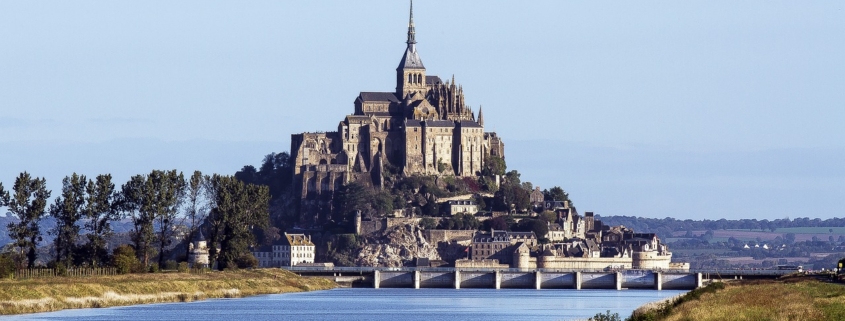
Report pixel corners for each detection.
[396,0,427,99]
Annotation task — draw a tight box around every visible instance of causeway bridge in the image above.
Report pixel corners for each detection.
[285,267,793,290]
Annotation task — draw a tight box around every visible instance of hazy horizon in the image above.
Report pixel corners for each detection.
[1,1,842,220]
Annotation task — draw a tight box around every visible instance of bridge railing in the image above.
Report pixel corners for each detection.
[283,266,696,274]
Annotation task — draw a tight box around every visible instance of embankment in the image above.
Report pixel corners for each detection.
[630,276,845,321]
[0,269,336,315]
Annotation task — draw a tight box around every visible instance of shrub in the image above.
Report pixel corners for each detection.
[235,253,258,269]
[164,260,179,271]
[112,245,141,274]
[177,262,189,273]
[588,310,621,321]
[148,264,160,273]
[0,253,15,278]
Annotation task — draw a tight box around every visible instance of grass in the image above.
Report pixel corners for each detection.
[630,277,845,321]
[0,269,335,315]
[775,227,845,234]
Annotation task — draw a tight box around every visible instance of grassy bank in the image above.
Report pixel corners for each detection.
[630,277,845,321]
[0,269,335,315]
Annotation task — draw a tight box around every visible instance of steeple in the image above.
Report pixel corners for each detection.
[407,0,416,47]
[478,105,484,126]
[397,0,426,97]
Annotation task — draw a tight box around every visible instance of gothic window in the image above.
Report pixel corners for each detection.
[408,74,412,83]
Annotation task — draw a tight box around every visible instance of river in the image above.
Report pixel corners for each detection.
[2,288,685,321]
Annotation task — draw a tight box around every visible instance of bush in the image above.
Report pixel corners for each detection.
[588,310,621,321]
[177,261,189,273]
[112,245,141,274]
[148,264,160,273]
[235,253,258,269]
[0,253,15,278]
[164,260,179,271]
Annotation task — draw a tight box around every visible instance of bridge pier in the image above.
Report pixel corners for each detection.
[373,270,380,289]
[535,271,542,290]
[697,273,703,288]
[615,272,622,290]
[455,270,461,289]
[494,270,501,290]
[414,270,420,289]
[574,271,582,290]
[655,272,662,291]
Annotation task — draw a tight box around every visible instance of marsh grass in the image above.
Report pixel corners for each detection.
[630,277,845,321]
[0,269,335,315]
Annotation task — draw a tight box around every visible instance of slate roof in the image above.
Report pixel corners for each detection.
[426,75,442,85]
[405,119,422,127]
[458,120,482,128]
[397,46,425,70]
[359,92,399,102]
[424,120,455,128]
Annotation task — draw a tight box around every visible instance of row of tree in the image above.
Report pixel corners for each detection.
[0,170,270,271]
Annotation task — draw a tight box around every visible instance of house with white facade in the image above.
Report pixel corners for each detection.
[252,233,316,268]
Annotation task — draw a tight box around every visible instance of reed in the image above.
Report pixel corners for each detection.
[630,277,845,321]
[0,269,335,315]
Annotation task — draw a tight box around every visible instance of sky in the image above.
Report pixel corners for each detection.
[0,1,843,220]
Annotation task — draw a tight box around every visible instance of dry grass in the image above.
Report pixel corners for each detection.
[634,277,845,321]
[0,269,335,315]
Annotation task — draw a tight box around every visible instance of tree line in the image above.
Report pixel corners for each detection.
[0,170,269,272]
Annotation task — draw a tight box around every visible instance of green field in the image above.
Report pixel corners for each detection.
[775,227,845,234]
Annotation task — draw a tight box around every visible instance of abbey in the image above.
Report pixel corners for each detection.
[290,3,504,223]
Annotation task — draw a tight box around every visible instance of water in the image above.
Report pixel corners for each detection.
[2,288,685,321]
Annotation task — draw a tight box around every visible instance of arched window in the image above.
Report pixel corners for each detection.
[408,74,412,83]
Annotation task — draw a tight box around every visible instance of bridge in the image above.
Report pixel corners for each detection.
[285,267,794,290]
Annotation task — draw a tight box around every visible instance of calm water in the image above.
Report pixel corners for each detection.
[2,288,685,321]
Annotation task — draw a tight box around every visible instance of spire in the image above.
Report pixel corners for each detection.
[407,0,416,46]
[478,105,484,126]
[397,0,424,70]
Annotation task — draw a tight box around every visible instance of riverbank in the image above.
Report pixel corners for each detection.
[0,269,336,315]
[629,276,845,321]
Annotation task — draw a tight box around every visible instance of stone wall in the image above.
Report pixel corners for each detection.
[425,229,475,244]
[538,256,632,270]
[454,259,509,269]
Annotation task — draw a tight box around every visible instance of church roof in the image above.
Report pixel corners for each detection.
[398,46,425,70]
[424,120,455,128]
[359,92,399,102]
[397,0,425,70]
[405,119,422,127]
[458,120,482,128]
[426,75,442,85]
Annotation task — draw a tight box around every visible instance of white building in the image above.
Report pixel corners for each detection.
[252,233,316,268]
[188,231,209,268]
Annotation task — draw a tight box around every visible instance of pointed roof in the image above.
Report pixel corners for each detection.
[397,0,424,70]
[193,230,206,242]
[477,105,484,126]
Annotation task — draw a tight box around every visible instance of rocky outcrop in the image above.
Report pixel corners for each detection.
[355,224,441,267]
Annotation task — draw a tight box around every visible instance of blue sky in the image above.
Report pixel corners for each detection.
[1,1,843,220]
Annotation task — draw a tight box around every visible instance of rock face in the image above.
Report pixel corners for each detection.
[355,224,441,267]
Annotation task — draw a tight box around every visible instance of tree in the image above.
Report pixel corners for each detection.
[112,245,140,274]
[118,170,185,268]
[149,170,186,269]
[513,219,548,239]
[184,171,209,257]
[543,186,572,206]
[334,182,371,222]
[207,175,270,270]
[3,172,51,268]
[49,173,87,268]
[119,174,155,267]
[84,174,119,267]
[419,217,438,230]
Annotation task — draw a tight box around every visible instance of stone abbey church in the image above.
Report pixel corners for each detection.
[291,3,505,223]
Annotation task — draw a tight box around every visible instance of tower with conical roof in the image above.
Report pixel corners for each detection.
[397,0,427,98]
